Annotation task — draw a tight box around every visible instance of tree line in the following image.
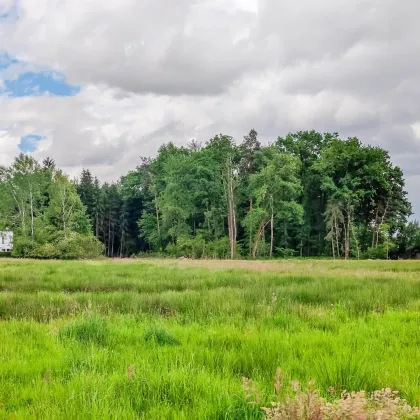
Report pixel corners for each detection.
[0,155,103,258]
[1,130,419,259]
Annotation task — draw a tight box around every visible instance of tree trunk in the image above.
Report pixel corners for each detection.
[270,195,274,259]
[111,229,114,258]
[252,222,263,259]
[343,214,350,260]
[154,191,162,250]
[21,204,26,236]
[95,212,99,238]
[61,186,67,238]
[249,199,253,257]
[283,219,287,250]
[334,214,340,258]
[206,204,211,239]
[224,160,236,260]
[376,200,389,248]
[29,187,34,237]
[108,216,111,257]
[372,207,378,248]
[350,218,360,260]
[231,177,237,258]
[252,220,269,259]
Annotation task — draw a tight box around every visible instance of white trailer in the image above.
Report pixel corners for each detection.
[0,231,13,252]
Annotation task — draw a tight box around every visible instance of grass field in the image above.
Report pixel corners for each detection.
[1,259,420,419]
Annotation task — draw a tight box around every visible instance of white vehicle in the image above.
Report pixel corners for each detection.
[0,231,13,252]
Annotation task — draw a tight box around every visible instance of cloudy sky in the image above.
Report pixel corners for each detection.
[0,0,419,216]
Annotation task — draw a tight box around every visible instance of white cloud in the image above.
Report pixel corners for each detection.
[2,0,261,95]
[0,0,420,215]
[0,0,14,13]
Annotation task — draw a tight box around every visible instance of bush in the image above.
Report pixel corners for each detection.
[205,237,231,259]
[34,243,59,259]
[165,236,240,259]
[0,252,12,258]
[178,235,206,259]
[12,237,37,258]
[363,244,397,260]
[11,233,104,260]
[56,233,104,259]
[276,247,298,258]
[165,242,182,258]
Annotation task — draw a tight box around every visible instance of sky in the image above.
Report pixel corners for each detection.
[0,0,419,217]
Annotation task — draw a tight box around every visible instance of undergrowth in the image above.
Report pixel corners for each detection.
[243,370,420,419]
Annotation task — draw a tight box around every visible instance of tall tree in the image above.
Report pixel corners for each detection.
[46,170,91,238]
[77,169,96,228]
[244,150,302,258]
[316,137,411,258]
[0,154,44,238]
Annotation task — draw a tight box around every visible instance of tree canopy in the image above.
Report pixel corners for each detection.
[0,130,415,259]
[0,155,103,259]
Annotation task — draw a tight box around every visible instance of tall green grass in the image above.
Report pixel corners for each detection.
[0,259,420,418]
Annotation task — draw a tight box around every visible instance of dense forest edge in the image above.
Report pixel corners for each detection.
[1,130,419,260]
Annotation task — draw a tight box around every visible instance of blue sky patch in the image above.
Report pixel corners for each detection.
[0,2,18,23]
[18,135,43,153]
[4,71,81,97]
[0,52,17,69]
[0,52,81,97]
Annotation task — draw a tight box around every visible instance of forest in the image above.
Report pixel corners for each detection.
[1,130,419,259]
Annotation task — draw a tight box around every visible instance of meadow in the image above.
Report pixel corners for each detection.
[0,259,420,419]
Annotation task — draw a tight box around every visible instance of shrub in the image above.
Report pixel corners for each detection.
[10,232,103,260]
[363,244,397,260]
[74,234,105,258]
[276,247,298,258]
[205,237,231,259]
[34,243,59,259]
[56,233,104,259]
[165,242,182,258]
[12,237,37,258]
[175,235,206,259]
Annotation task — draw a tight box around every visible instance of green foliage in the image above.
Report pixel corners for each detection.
[12,233,104,260]
[144,325,180,346]
[1,129,415,260]
[275,247,298,258]
[1,260,420,417]
[0,157,102,260]
[205,237,232,259]
[397,221,420,257]
[46,171,92,236]
[55,233,104,260]
[59,313,109,345]
[34,243,59,259]
[177,235,206,259]
[165,236,239,259]
[12,237,37,258]
[363,244,397,260]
